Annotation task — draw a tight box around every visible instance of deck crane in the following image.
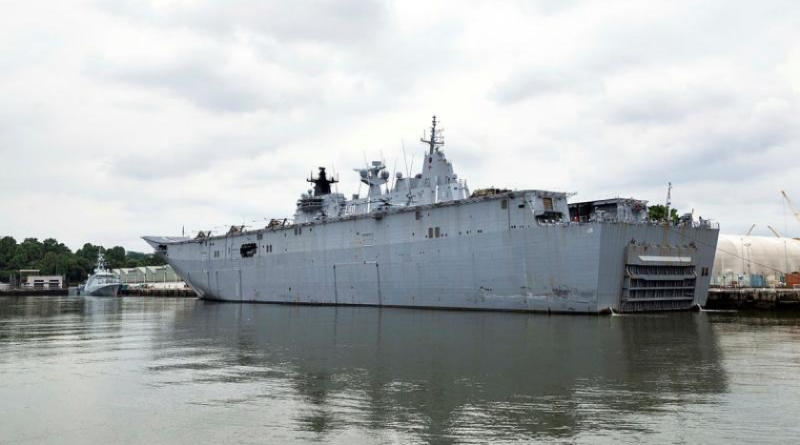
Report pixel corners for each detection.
[767,225,782,238]
[745,224,757,236]
[781,190,800,222]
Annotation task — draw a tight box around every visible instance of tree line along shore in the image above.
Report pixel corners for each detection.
[0,236,165,285]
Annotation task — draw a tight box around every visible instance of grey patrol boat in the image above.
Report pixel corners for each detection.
[82,252,122,297]
[144,117,719,313]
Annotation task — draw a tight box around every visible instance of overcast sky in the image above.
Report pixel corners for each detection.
[1,0,799,252]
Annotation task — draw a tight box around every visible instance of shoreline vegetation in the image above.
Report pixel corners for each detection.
[0,236,165,285]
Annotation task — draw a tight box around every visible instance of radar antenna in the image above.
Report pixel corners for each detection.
[307,167,338,196]
[420,115,444,155]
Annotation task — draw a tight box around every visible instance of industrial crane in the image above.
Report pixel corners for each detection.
[745,224,756,236]
[782,190,800,222]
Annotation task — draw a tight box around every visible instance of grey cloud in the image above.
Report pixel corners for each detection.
[101,56,307,113]
[110,134,279,180]
[95,0,388,46]
[605,86,737,125]
[594,99,800,190]
[491,72,583,104]
[93,0,455,102]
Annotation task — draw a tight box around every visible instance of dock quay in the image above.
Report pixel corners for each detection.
[0,289,69,297]
[120,288,197,297]
[705,288,800,310]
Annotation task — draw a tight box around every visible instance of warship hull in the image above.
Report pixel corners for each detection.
[145,193,719,314]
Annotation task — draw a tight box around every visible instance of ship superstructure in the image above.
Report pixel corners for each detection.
[293,117,469,224]
[145,117,719,313]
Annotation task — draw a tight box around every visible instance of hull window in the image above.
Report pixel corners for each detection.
[240,243,258,258]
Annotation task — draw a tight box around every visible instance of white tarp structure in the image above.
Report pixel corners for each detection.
[712,235,800,286]
[111,265,185,289]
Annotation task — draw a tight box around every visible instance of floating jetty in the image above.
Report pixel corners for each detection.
[705,288,800,310]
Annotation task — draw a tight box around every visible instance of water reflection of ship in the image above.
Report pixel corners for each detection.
[156,305,727,442]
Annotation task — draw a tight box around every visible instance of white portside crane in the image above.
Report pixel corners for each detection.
[781,190,800,222]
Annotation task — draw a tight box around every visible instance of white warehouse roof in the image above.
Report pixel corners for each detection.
[713,235,800,281]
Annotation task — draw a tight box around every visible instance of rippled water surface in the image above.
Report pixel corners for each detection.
[1,296,799,444]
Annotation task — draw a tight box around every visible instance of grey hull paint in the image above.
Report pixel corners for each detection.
[84,284,121,297]
[146,194,719,314]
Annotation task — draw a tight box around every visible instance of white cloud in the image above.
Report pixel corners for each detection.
[1,0,800,251]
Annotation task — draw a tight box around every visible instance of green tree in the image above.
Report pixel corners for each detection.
[144,254,167,267]
[8,252,27,271]
[18,238,44,264]
[0,236,18,269]
[37,252,60,275]
[125,259,143,268]
[105,246,127,269]
[76,243,100,263]
[126,251,167,266]
[42,238,71,256]
[647,205,679,224]
[75,256,95,281]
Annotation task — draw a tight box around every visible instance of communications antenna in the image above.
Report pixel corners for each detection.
[664,182,672,222]
[420,115,444,155]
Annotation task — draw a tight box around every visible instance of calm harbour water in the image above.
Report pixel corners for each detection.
[1,296,799,444]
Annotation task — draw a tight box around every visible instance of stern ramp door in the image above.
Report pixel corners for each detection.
[620,245,698,312]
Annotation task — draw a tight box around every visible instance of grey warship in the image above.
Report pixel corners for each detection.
[144,117,719,313]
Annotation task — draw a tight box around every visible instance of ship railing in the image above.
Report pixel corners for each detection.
[548,219,720,229]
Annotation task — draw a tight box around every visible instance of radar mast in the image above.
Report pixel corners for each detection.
[307,167,338,196]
